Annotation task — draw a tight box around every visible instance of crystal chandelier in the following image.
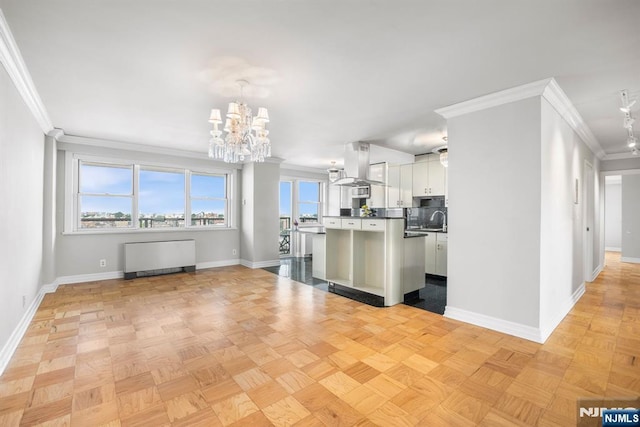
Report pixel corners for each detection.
[208,80,271,163]
[434,136,448,167]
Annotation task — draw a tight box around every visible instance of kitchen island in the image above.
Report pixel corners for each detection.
[315,216,425,306]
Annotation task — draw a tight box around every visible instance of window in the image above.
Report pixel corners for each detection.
[298,181,321,223]
[71,156,233,232]
[139,168,185,228]
[279,181,292,232]
[190,173,227,227]
[78,162,133,229]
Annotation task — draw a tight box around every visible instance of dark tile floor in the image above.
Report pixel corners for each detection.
[404,275,447,314]
[263,257,329,291]
[263,257,446,315]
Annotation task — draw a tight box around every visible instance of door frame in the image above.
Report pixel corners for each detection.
[583,161,594,282]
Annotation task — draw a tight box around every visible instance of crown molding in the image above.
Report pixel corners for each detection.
[0,10,53,134]
[47,128,64,139]
[541,79,605,159]
[434,78,553,119]
[280,163,329,175]
[435,77,605,160]
[56,132,245,169]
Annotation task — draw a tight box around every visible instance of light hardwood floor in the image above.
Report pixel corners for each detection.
[0,252,638,426]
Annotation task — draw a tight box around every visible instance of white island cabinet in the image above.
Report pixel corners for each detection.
[322,217,424,306]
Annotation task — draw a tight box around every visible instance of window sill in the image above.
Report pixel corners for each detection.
[62,226,238,236]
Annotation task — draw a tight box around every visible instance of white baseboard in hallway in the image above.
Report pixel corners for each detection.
[0,282,58,375]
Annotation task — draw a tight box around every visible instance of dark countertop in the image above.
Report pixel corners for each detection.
[296,227,326,234]
[324,216,403,219]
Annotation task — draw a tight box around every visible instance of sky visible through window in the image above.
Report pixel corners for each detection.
[80,164,226,215]
[279,181,320,219]
[279,182,291,216]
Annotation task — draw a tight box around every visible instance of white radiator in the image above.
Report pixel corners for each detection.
[124,240,196,279]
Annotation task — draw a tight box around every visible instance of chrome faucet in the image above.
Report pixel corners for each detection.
[430,210,447,232]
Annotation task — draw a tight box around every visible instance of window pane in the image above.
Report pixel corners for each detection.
[191,174,225,198]
[279,181,292,231]
[139,169,185,228]
[280,182,292,216]
[80,163,132,195]
[298,202,318,223]
[299,181,319,202]
[80,196,132,228]
[191,199,226,226]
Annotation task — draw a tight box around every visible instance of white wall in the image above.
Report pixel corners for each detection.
[240,162,280,266]
[445,84,601,343]
[605,177,622,251]
[0,64,45,348]
[621,174,640,262]
[601,157,640,172]
[539,98,599,338]
[55,142,242,278]
[447,97,542,329]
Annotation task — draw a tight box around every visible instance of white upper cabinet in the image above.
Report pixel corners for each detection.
[428,156,445,196]
[387,164,413,207]
[412,154,446,197]
[399,164,413,206]
[387,165,400,207]
[412,161,429,196]
[368,163,387,208]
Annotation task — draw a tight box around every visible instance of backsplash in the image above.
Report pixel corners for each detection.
[406,206,448,229]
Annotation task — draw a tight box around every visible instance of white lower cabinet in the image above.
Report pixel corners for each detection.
[424,233,436,274]
[323,218,424,306]
[425,232,448,277]
[312,234,326,280]
[436,233,448,276]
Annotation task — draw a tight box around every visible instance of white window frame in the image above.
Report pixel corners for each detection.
[188,171,229,228]
[294,179,324,226]
[138,165,188,229]
[76,160,136,230]
[64,152,236,234]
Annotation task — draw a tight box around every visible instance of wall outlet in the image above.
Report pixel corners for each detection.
[232,249,237,255]
[22,295,26,308]
[99,259,107,268]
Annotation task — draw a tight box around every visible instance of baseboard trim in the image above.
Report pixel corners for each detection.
[621,257,640,264]
[196,259,240,270]
[605,247,621,252]
[240,259,281,269]
[589,264,603,282]
[57,271,124,285]
[444,306,543,343]
[0,282,58,375]
[540,282,586,342]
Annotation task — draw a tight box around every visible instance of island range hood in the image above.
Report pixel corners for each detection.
[332,141,385,187]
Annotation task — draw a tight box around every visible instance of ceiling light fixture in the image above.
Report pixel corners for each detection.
[433,136,448,168]
[208,80,271,163]
[620,90,637,155]
[327,161,341,182]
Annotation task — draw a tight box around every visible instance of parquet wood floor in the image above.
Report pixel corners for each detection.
[0,252,638,426]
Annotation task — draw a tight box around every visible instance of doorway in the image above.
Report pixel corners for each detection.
[583,162,595,281]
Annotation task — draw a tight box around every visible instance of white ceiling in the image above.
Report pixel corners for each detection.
[2,0,639,169]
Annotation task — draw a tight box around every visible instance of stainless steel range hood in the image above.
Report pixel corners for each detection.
[332,142,385,187]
